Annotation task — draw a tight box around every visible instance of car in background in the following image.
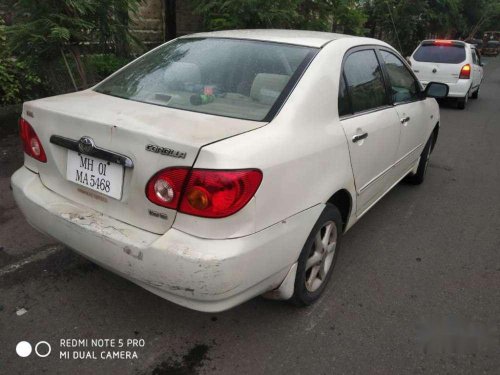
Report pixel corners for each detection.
[11,30,448,312]
[410,40,483,109]
[482,40,499,56]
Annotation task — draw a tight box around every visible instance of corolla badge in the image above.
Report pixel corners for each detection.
[78,136,95,154]
[145,144,187,159]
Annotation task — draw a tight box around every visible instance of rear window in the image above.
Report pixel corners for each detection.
[94,38,316,121]
[413,44,466,64]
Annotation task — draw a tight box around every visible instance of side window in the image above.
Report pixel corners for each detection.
[338,74,350,116]
[379,50,420,103]
[471,50,478,65]
[343,50,389,113]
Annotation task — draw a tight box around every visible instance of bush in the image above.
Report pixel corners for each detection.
[0,20,43,105]
[85,54,133,82]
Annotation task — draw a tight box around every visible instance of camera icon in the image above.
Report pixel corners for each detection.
[16,341,51,358]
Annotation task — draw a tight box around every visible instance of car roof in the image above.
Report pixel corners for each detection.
[180,29,357,48]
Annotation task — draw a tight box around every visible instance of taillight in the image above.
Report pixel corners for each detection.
[180,169,262,218]
[146,167,190,209]
[19,118,47,162]
[459,64,471,79]
[434,40,453,45]
[146,168,263,218]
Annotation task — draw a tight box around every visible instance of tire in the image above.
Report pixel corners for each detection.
[406,134,434,185]
[457,93,468,109]
[471,86,479,99]
[290,204,342,306]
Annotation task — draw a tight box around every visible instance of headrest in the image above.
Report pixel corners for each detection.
[250,73,290,105]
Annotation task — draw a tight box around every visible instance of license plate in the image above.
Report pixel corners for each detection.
[66,150,124,199]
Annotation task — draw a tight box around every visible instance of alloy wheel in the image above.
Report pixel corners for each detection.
[305,221,338,292]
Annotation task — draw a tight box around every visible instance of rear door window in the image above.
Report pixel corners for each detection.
[413,44,466,64]
[342,49,389,113]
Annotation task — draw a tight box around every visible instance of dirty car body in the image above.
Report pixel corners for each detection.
[12,30,442,312]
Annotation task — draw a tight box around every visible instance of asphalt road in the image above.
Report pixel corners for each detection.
[1,57,500,375]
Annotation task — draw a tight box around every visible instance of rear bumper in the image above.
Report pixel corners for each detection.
[421,79,472,98]
[11,167,322,312]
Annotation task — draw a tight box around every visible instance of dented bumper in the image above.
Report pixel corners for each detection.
[11,166,322,312]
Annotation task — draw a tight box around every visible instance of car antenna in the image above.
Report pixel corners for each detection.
[385,1,404,54]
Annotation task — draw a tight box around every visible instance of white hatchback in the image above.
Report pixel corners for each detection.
[12,30,448,312]
[410,40,483,109]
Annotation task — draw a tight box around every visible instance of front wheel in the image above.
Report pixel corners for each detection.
[406,134,434,185]
[290,204,342,306]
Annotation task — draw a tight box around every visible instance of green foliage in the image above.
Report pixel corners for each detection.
[5,0,143,92]
[94,0,144,56]
[0,20,42,105]
[192,0,367,34]
[85,54,132,81]
[193,0,302,30]
[6,0,96,60]
[329,0,367,35]
[193,0,499,55]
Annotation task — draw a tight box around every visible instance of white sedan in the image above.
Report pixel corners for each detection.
[12,30,448,312]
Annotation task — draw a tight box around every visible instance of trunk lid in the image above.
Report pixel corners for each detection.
[411,61,462,84]
[24,90,265,234]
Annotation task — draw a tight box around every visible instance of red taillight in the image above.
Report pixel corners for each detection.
[146,168,263,218]
[146,167,190,209]
[19,118,47,162]
[180,169,262,218]
[434,39,453,45]
[459,64,471,79]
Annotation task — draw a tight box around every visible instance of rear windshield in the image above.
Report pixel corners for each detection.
[413,44,466,64]
[94,38,316,121]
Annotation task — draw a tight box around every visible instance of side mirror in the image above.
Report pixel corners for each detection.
[424,82,449,98]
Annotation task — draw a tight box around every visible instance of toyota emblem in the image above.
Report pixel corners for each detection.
[78,136,95,154]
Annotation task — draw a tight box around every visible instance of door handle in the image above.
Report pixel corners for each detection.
[400,116,410,124]
[352,132,368,143]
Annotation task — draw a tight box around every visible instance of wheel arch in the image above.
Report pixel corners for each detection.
[326,189,352,232]
[431,121,439,152]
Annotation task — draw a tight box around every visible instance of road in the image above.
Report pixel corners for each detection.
[1,57,499,375]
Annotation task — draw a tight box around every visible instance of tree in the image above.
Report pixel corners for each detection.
[427,0,465,38]
[192,0,367,34]
[463,0,500,38]
[6,0,142,89]
[192,0,302,30]
[0,19,42,104]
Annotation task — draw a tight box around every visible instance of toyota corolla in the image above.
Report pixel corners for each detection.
[11,30,448,312]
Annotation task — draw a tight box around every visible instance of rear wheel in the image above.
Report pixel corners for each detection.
[290,204,342,306]
[457,92,468,109]
[471,86,480,99]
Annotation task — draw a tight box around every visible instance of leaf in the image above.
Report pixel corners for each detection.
[50,26,70,41]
